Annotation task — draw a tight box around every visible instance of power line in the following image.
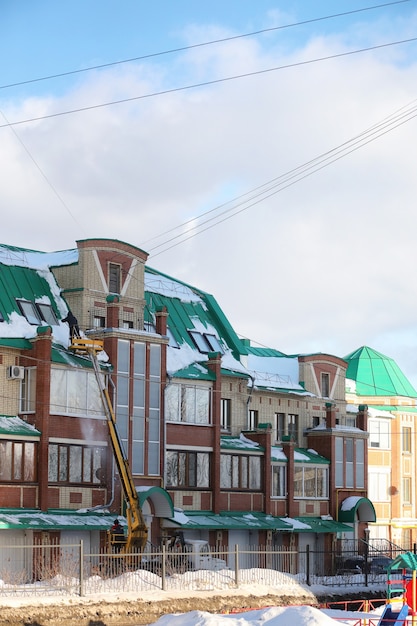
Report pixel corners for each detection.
[1,36,416,130]
[0,0,409,92]
[145,98,417,257]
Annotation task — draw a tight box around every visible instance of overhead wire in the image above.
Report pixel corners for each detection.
[144,98,417,257]
[1,35,417,130]
[0,0,409,92]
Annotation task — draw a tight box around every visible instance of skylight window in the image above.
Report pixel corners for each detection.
[205,334,223,353]
[16,300,41,325]
[189,330,223,354]
[36,303,58,325]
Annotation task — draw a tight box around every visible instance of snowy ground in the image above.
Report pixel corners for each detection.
[0,568,392,625]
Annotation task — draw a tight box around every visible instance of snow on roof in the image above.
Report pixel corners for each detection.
[340,496,362,511]
[145,272,202,303]
[0,245,78,270]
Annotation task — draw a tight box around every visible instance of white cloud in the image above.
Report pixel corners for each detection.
[2,12,417,382]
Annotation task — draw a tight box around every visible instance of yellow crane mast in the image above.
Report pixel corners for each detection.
[69,337,148,555]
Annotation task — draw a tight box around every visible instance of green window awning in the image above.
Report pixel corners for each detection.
[0,416,40,439]
[137,486,174,518]
[338,496,376,523]
[0,510,117,531]
[164,510,294,531]
[285,516,354,533]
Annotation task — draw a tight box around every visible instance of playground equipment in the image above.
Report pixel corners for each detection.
[378,551,417,625]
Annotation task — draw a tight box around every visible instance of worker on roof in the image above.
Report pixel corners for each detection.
[62,310,80,340]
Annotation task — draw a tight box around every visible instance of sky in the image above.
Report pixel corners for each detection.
[2,1,417,385]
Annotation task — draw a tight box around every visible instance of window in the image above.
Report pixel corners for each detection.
[272,465,286,497]
[220,453,261,489]
[36,303,58,325]
[166,451,210,488]
[345,438,354,488]
[275,413,285,441]
[50,368,103,416]
[248,409,258,430]
[48,444,105,484]
[188,331,223,354]
[368,469,389,502]
[0,441,37,481]
[335,436,365,489]
[16,300,41,325]
[20,367,37,412]
[109,263,121,294]
[402,427,412,453]
[123,320,134,329]
[403,477,412,504]
[144,321,156,333]
[293,465,328,498]
[94,315,106,328]
[321,373,330,398]
[288,414,299,443]
[369,418,390,449]
[220,398,231,431]
[165,383,211,424]
[204,334,223,353]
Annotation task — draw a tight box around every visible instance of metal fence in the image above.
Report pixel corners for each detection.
[0,540,406,597]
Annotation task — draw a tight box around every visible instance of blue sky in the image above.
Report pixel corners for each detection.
[2,1,417,385]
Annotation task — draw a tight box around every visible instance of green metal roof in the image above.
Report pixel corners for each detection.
[221,435,264,452]
[171,362,216,381]
[0,338,33,349]
[286,517,353,534]
[338,496,376,523]
[0,416,40,438]
[0,262,62,323]
[344,346,417,398]
[271,446,330,464]
[173,511,293,531]
[168,511,352,533]
[145,266,246,363]
[0,509,117,531]
[220,437,329,464]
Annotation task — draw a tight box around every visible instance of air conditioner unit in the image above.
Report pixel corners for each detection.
[7,365,25,380]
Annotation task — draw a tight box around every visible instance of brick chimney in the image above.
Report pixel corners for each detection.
[325,402,337,428]
[356,404,368,431]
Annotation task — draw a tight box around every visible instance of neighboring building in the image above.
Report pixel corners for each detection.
[345,346,417,549]
[0,238,376,580]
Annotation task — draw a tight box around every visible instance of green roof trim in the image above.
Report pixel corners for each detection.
[0,338,32,349]
[344,346,417,398]
[0,509,117,531]
[0,416,40,438]
[171,363,216,381]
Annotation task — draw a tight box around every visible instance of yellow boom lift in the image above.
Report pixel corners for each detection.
[69,337,148,556]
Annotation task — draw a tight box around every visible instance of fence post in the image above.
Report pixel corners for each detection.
[79,540,84,597]
[234,544,239,587]
[161,543,166,591]
[306,545,310,586]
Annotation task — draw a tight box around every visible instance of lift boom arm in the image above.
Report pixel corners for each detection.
[70,338,148,554]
